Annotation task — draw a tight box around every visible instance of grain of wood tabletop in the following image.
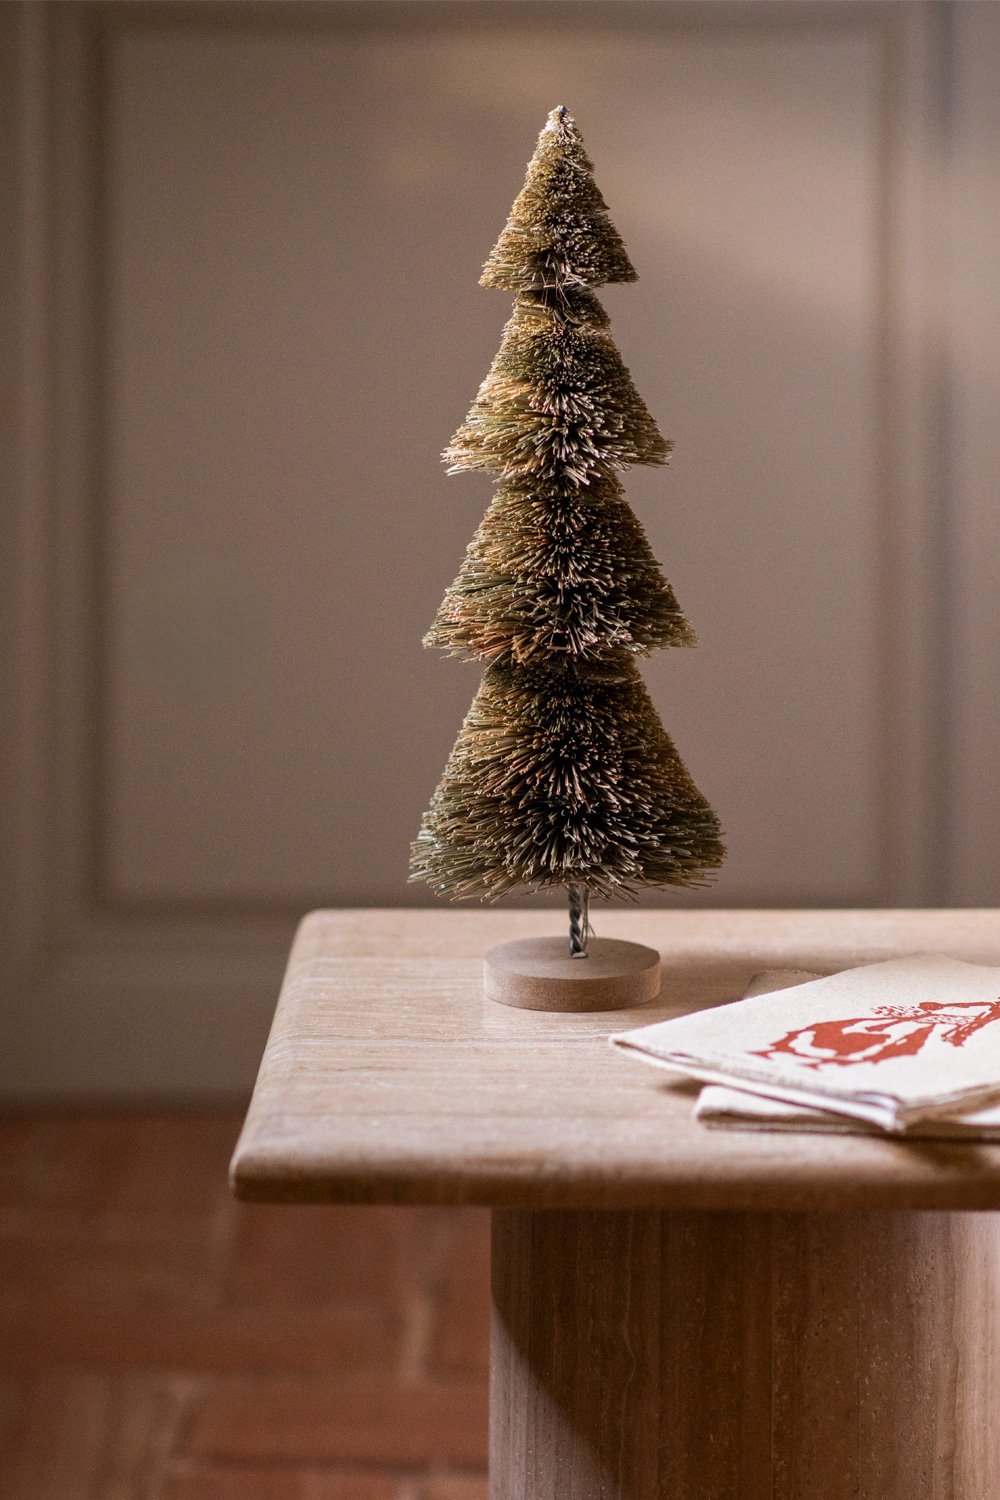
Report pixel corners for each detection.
[231,908,1000,1212]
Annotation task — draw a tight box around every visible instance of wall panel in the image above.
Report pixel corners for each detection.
[3,2,953,1095]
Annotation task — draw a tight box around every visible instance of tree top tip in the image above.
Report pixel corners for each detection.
[480,104,637,290]
[543,104,576,136]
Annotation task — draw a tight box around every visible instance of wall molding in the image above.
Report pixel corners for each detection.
[3,0,955,1097]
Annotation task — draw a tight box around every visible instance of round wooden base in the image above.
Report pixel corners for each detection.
[483,935,661,1013]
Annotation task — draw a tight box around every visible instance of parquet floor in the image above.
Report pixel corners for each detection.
[0,1113,490,1500]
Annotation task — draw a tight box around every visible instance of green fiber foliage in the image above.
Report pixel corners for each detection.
[481,106,636,290]
[411,657,724,901]
[424,477,696,666]
[411,106,724,904]
[444,289,670,484]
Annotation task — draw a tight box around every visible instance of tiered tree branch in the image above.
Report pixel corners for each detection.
[412,107,724,921]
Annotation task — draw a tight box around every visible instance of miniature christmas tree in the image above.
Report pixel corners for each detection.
[412,107,724,985]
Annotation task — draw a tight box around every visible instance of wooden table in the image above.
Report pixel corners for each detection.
[231,909,1000,1498]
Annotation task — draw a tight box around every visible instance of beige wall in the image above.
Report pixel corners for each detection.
[4,1,998,1098]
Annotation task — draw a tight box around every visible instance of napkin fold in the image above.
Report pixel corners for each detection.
[693,1081,1000,1137]
[611,955,1000,1134]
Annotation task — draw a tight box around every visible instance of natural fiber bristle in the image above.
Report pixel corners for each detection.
[412,108,725,906]
[411,657,723,902]
[424,477,695,665]
[481,107,637,291]
[444,290,669,485]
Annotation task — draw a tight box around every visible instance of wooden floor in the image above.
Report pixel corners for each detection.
[0,1113,490,1500]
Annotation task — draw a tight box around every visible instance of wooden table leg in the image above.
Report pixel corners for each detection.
[490,1208,1000,1498]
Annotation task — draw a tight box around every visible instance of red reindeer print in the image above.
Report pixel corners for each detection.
[752,997,1000,1071]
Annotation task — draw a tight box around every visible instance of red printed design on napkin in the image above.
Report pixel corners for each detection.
[752,997,1000,1071]
[612,958,1000,1132]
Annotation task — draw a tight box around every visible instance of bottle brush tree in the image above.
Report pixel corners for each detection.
[411,106,724,959]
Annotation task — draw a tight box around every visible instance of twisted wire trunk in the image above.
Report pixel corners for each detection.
[568,884,589,958]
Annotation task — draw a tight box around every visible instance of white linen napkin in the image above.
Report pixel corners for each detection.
[694,1081,1000,1136]
[611,954,1000,1133]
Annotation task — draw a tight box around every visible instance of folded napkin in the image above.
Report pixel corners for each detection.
[694,1082,1000,1137]
[611,954,1000,1133]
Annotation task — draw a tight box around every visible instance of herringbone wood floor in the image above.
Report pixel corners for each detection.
[0,1114,489,1500]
